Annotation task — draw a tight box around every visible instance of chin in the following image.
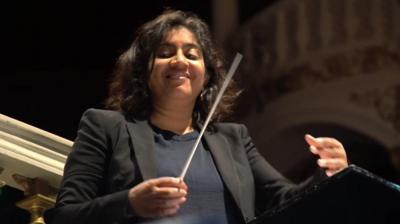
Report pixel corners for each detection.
[170,88,199,99]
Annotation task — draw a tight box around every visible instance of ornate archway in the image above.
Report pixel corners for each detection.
[228,0,400,181]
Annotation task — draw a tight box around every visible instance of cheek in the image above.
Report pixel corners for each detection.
[147,71,158,92]
[191,63,206,82]
[148,63,163,84]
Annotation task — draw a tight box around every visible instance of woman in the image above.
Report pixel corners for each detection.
[46,10,348,224]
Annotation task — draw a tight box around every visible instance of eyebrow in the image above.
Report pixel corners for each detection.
[158,42,201,50]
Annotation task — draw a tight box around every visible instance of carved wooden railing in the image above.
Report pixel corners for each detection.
[0,113,72,224]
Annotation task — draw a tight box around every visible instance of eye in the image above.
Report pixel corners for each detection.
[186,53,199,60]
[185,48,202,60]
[156,50,172,58]
[156,46,174,58]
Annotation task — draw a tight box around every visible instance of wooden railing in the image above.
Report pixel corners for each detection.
[0,113,73,224]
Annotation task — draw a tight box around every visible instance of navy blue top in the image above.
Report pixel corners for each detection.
[150,123,242,224]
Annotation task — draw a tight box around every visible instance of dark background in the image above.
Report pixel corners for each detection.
[7,0,277,141]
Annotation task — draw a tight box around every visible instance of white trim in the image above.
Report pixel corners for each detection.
[0,114,73,190]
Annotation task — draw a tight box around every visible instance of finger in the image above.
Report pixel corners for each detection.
[310,146,344,159]
[309,145,319,155]
[152,186,187,198]
[316,138,344,149]
[145,177,187,196]
[155,197,187,209]
[153,177,188,191]
[149,177,183,187]
[325,170,336,177]
[317,158,347,170]
[305,134,321,147]
[155,206,180,217]
[178,178,188,191]
[305,134,344,149]
[309,145,340,158]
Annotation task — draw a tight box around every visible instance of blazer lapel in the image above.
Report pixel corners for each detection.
[204,131,243,214]
[126,120,157,180]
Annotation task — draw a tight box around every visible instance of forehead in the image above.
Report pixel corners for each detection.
[162,27,200,45]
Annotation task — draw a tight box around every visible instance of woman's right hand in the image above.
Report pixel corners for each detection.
[128,177,188,218]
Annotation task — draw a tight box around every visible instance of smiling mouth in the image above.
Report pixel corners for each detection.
[166,73,190,79]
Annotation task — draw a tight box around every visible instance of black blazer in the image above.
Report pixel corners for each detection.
[46,109,318,224]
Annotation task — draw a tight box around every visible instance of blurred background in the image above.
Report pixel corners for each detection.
[3,0,400,222]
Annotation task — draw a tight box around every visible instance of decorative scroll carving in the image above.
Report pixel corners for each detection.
[244,47,400,112]
[232,0,400,75]
[12,174,57,198]
[350,85,400,132]
[230,0,400,122]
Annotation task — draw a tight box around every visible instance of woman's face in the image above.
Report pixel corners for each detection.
[148,27,207,104]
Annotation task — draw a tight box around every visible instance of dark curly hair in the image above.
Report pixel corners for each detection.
[105,10,239,125]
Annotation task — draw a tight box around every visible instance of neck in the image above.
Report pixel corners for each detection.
[150,99,196,135]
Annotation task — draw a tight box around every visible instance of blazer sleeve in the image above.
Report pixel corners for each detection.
[240,124,326,214]
[45,109,134,224]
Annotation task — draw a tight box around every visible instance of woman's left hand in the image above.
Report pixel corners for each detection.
[305,134,348,177]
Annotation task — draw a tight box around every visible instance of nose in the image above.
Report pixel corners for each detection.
[169,51,188,69]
